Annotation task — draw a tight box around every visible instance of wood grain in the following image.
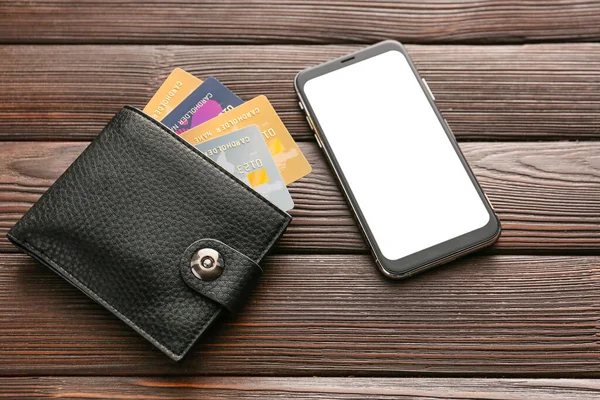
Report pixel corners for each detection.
[1,253,599,376]
[1,377,600,399]
[2,141,600,253]
[0,44,598,141]
[1,0,599,396]
[1,1,599,44]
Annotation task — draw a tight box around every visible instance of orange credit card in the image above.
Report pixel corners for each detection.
[181,95,312,185]
[143,68,203,121]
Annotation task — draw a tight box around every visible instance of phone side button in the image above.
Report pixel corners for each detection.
[422,78,435,101]
[306,115,315,131]
[298,101,304,111]
[314,134,323,148]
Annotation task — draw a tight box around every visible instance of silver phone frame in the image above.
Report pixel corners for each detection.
[294,40,501,279]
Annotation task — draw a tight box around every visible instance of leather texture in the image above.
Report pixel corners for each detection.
[7,106,291,361]
[179,239,263,313]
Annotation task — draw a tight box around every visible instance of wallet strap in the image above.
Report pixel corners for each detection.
[180,239,263,313]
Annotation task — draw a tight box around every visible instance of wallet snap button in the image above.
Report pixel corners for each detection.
[191,248,223,281]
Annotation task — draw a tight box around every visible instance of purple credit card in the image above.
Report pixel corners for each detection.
[161,77,243,135]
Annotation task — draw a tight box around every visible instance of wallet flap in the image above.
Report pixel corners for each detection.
[179,239,262,313]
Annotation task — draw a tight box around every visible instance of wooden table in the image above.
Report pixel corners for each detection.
[1,1,600,398]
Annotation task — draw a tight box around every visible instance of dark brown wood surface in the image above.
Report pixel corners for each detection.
[2,377,600,399]
[2,141,600,253]
[1,1,600,44]
[2,253,600,376]
[0,44,598,141]
[1,0,599,397]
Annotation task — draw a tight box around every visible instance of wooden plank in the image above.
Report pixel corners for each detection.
[2,141,600,253]
[1,253,599,376]
[0,44,598,141]
[1,377,600,399]
[0,1,599,44]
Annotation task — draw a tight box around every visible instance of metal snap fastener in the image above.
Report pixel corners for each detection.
[191,248,223,281]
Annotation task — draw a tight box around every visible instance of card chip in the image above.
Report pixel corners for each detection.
[247,168,270,187]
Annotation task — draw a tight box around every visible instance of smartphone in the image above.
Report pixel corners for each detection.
[295,40,501,279]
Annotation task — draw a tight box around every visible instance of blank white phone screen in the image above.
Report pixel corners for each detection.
[303,50,490,260]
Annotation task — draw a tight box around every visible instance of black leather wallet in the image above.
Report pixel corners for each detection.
[7,106,292,361]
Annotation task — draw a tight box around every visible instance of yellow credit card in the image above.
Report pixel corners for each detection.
[181,95,312,185]
[143,68,203,121]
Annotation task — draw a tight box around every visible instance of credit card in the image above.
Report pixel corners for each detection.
[182,95,312,185]
[195,125,294,212]
[144,68,203,121]
[161,77,243,135]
